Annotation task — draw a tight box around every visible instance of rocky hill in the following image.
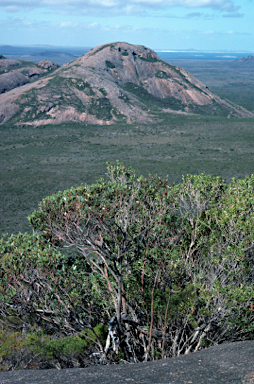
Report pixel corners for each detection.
[236,55,254,62]
[0,58,60,94]
[0,42,253,126]
[234,55,254,64]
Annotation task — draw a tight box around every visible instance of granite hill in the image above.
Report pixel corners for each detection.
[0,42,253,126]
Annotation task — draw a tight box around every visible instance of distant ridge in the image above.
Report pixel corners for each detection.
[31,51,76,59]
[0,42,253,126]
[0,45,90,65]
[234,55,254,63]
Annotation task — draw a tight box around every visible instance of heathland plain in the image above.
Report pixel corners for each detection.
[1,44,254,235]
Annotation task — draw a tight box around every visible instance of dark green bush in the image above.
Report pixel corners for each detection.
[105,61,115,69]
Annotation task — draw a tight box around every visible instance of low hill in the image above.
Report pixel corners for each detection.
[0,58,60,95]
[234,55,254,64]
[0,42,253,126]
[26,51,77,65]
[31,50,76,60]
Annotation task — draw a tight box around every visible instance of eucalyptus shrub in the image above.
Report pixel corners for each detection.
[0,163,253,367]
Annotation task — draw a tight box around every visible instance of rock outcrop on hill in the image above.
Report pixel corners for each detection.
[0,71,30,94]
[0,58,22,71]
[0,58,60,94]
[0,42,253,125]
[37,60,61,71]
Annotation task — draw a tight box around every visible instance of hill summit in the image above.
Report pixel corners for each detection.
[0,42,253,125]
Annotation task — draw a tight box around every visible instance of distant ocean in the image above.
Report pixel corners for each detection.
[156,51,254,61]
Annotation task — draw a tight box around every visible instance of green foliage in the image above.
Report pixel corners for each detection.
[0,232,60,274]
[88,98,113,120]
[172,172,254,340]
[0,330,25,359]
[122,51,129,56]
[139,56,159,63]
[37,327,107,359]
[0,232,111,341]
[0,325,108,370]
[42,336,87,359]
[105,60,116,69]
[124,82,185,111]
[86,323,108,346]
[99,87,107,96]
[1,163,254,365]
[71,79,95,95]
[89,43,116,56]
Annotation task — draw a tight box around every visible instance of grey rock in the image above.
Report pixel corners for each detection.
[0,71,29,93]
[37,60,60,70]
[37,103,54,114]
[0,59,21,71]
[0,58,59,94]
[0,340,253,384]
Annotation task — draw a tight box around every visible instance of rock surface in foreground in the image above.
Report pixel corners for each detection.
[0,340,253,384]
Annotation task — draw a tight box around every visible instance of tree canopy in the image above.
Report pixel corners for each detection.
[0,162,254,367]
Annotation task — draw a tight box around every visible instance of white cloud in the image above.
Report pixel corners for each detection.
[4,5,21,12]
[1,0,241,14]
[197,29,251,36]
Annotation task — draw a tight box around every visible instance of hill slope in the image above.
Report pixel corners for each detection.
[0,42,253,126]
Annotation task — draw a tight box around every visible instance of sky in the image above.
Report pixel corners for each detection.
[0,0,253,51]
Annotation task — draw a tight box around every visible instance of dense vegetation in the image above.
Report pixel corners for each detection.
[2,115,254,236]
[0,162,253,370]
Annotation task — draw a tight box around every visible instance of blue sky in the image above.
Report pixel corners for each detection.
[0,0,253,51]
